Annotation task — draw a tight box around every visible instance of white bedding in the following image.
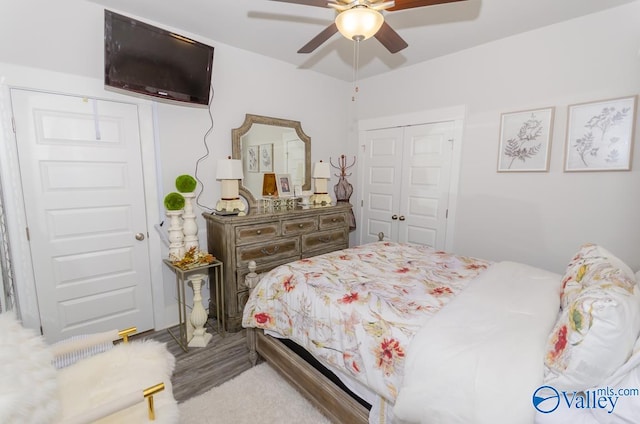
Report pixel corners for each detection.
[394,261,562,424]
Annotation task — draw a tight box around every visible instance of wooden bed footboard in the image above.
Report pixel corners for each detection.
[247,328,369,424]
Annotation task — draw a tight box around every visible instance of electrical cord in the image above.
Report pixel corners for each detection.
[194,85,216,213]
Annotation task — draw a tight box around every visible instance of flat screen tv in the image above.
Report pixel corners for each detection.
[104,10,214,107]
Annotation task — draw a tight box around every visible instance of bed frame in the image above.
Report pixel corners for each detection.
[247,328,369,424]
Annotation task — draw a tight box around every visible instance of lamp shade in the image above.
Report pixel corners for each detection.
[216,158,244,180]
[335,7,384,41]
[312,161,331,179]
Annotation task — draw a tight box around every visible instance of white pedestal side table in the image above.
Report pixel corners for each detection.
[163,259,224,352]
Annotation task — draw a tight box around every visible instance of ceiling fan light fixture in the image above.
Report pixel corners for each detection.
[335,7,384,41]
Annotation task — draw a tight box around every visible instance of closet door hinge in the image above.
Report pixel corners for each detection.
[11,116,16,133]
[25,227,30,241]
[446,209,449,219]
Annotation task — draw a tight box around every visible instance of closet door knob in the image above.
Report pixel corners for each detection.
[135,232,145,241]
[399,216,405,221]
[392,215,398,220]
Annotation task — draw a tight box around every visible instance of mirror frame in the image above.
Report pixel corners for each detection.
[232,114,311,206]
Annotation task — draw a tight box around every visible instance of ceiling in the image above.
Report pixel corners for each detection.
[88,0,635,82]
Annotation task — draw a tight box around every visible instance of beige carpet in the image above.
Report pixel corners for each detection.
[178,363,331,423]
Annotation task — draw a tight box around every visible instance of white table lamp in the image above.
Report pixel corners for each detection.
[311,160,332,205]
[216,157,246,215]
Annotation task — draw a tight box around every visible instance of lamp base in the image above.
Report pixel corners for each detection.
[216,198,246,216]
[310,193,332,206]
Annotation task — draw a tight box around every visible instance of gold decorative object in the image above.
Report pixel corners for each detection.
[171,246,215,270]
[143,382,165,420]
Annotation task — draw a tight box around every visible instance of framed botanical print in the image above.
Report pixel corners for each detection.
[259,143,273,172]
[564,95,637,172]
[497,107,555,172]
[246,145,259,172]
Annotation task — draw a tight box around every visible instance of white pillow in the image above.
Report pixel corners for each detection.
[544,284,640,391]
[0,312,60,423]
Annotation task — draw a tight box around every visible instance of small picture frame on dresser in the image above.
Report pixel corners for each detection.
[276,174,293,197]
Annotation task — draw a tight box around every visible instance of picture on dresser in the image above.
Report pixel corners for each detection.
[259,143,273,172]
[276,174,293,197]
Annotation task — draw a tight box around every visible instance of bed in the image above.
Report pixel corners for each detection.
[242,241,640,424]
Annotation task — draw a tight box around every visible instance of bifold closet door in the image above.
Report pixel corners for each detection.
[361,121,455,249]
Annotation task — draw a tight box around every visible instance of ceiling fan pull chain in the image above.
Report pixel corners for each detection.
[352,38,360,102]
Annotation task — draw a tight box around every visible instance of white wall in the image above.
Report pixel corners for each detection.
[0,0,351,330]
[355,2,640,273]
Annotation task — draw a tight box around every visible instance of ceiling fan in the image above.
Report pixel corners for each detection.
[270,0,467,54]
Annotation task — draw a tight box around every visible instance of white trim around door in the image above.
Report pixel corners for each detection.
[0,84,165,334]
[357,105,466,252]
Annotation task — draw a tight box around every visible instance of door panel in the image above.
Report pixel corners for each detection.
[397,122,454,247]
[11,89,154,342]
[360,128,404,243]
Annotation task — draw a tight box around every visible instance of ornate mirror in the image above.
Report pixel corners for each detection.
[232,114,311,206]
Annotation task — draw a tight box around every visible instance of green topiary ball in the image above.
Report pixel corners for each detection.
[164,192,185,210]
[175,175,197,193]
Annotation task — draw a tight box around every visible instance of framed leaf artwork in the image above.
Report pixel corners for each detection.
[564,95,637,172]
[497,107,555,172]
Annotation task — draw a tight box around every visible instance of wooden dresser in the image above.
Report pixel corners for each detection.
[203,203,351,332]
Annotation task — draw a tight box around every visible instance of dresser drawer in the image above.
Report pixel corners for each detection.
[319,212,348,230]
[236,237,300,268]
[302,228,348,254]
[282,217,318,236]
[236,257,295,292]
[235,222,280,245]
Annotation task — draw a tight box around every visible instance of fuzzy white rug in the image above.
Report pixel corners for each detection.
[178,363,331,423]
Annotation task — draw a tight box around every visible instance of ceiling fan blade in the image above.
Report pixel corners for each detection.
[269,0,330,8]
[387,0,466,12]
[374,21,408,53]
[298,23,339,53]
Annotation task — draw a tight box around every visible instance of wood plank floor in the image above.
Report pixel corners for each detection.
[140,319,257,403]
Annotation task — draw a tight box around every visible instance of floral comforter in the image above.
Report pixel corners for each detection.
[241,241,491,403]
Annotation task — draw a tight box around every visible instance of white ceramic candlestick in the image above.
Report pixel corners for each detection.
[166,210,185,260]
[182,192,199,250]
[188,273,212,347]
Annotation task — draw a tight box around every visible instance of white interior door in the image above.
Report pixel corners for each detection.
[11,89,154,342]
[397,122,454,247]
[360,122,455,249]
[360,127,404,243]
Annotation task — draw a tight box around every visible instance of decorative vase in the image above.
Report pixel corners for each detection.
[187,273,212,348]
[166,210,185,260]
[182,192,199,250]
[331,155,357,231]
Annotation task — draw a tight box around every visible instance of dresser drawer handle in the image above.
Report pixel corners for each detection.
[331,218,337,222]
[256,230,262,235]
[319,236,332,243]
[260,246,280,255]
[298,223,304,228]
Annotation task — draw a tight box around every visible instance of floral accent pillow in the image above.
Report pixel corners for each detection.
[560,243,636,309]
[544,281,640,391]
